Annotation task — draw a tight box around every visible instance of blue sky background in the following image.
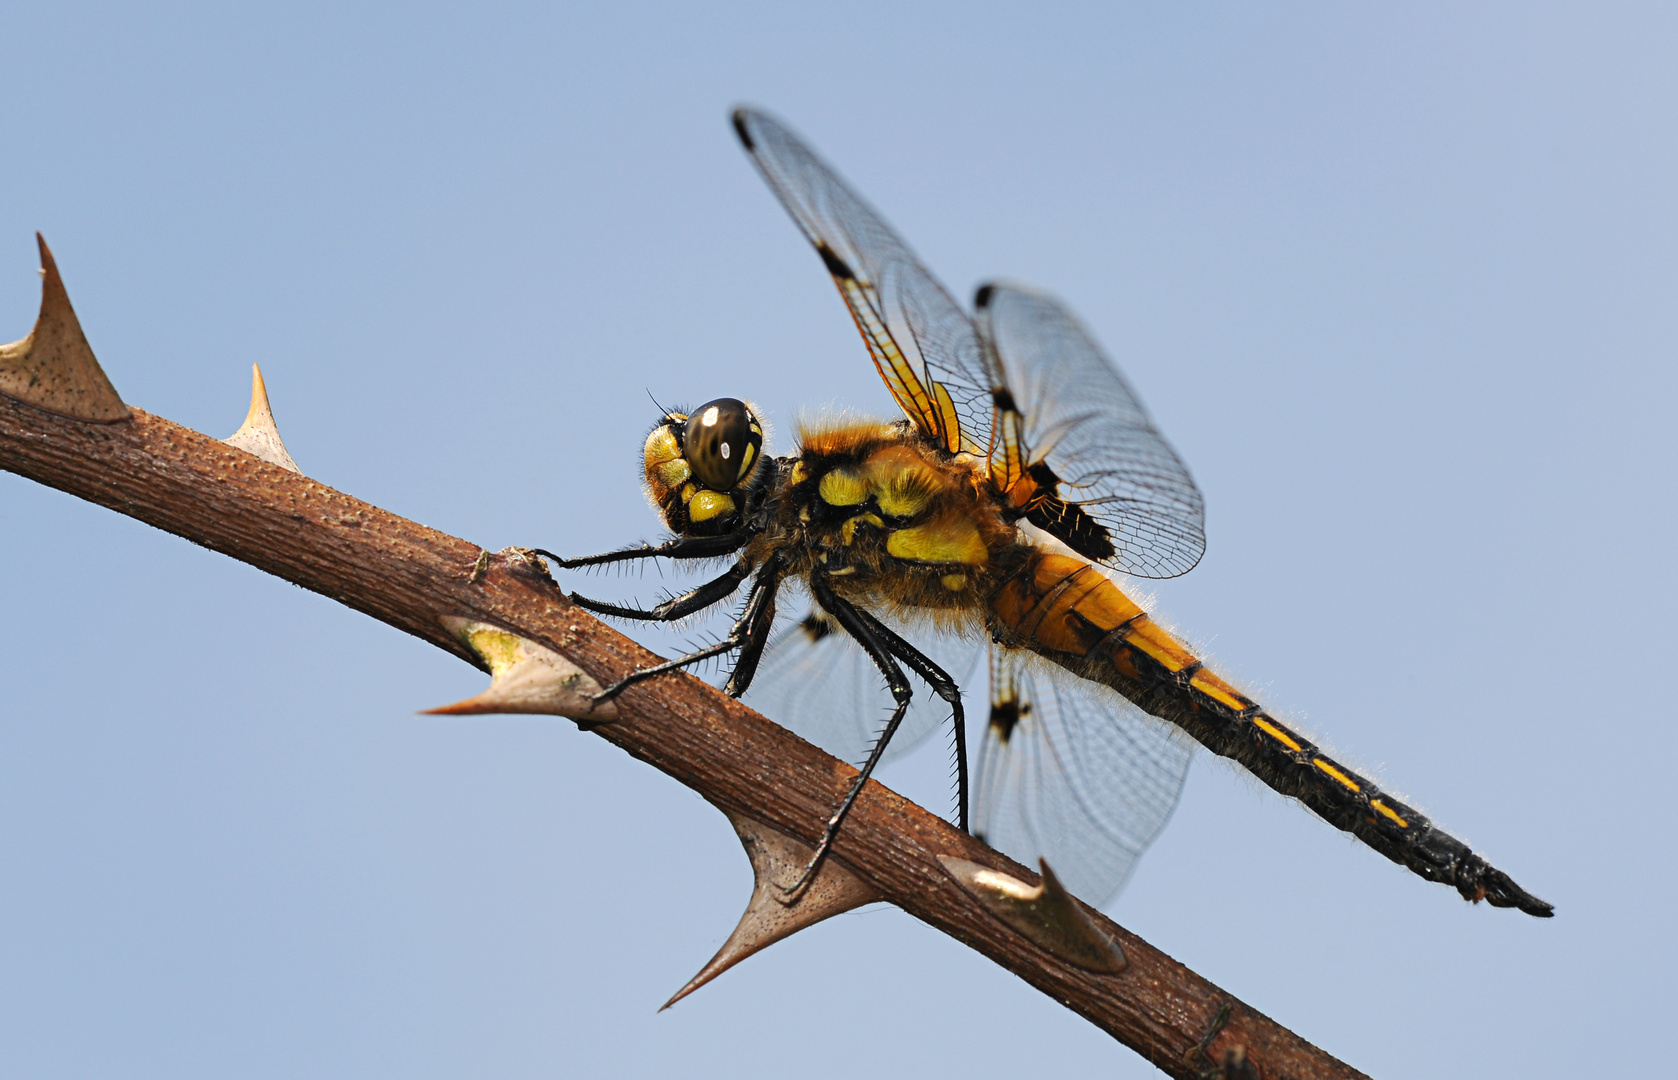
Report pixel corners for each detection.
[3,3,1674,1076]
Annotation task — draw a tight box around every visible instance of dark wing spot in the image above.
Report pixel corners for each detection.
[988,697,1021,742]
[731,109,755,150]
[1027,461,1062,489]
[816,241,856,280]
[974,283,996,309]
[992,388,1018,412]
[799,613,834,642]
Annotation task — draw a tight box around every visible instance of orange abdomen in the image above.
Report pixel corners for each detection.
[987,548,1550,914]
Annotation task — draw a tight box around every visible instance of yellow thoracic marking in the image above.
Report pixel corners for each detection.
[1253,716,1303,753]
[1371,799,1410,827]
[876,473,934,518]
[1189,668,1250,712]
[818,468,870,507]
[1312,758,1361,792]
[840,512,884,545]
[789,460,809,486]
[688,490,736,522]
[941,573,967,591]
[679,482,697,504]
[886,521,988,565]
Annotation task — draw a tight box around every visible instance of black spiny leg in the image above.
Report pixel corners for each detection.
[852,609,969,835]
[721,572,783,698]
[785,577,919,899]
[570,560,752,622]
[533,531,749,570]
[592,557,784,704]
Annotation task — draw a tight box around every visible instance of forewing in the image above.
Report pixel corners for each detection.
[742,585,984,770]
[733,108,992,455]
[975,282,1206,579]
[974,648,1192,907]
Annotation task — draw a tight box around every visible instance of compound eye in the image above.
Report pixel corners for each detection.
[683,397,762,491]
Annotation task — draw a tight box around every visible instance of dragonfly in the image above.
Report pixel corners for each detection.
[539,108,1552,917]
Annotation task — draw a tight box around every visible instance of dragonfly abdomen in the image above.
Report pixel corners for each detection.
[988,549,1553,916]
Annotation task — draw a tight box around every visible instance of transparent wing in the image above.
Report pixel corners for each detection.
[975,647,1193,907]
[976,282,1206,579]
[741,582,985,770]
[733,107,993,455]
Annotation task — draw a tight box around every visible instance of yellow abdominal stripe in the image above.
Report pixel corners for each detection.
[1311,758,1361,793]
[1370,799,1410,827]
[1252,716,1303,753]
[1188,668,1251,712]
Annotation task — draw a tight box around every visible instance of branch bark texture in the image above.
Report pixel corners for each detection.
[0,395,1367,1080]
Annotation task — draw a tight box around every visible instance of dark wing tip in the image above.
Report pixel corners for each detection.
[974,282,996,309]
[731,108,756,150]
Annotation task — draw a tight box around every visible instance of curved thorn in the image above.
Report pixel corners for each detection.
[0,234,129,421]
[223,363,301,473]
[423,616,617,726]
[661,811,878,1010]
[937,856,1126,974]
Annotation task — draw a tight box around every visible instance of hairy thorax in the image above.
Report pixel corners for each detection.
[747,420,1027,619]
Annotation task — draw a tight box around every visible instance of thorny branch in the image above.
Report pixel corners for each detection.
[0,242,1365,1080]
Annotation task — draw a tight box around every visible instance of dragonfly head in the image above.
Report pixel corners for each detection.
[642,397,765,535]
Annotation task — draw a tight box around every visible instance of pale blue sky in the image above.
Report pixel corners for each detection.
[3,3,1674,1076]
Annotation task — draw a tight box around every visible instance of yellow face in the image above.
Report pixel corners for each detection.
[642,397,765,535]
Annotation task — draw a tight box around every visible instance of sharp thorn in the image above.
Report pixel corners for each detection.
[937,856,1126,973]
[223,362,302,473]
[422,617,617,726]
[0,234,129,421]
[661,811,878,1010]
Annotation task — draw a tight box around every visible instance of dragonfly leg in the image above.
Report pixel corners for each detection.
[851,610,970,835]
[784,579,916,900]
[591,557,782,703]
[720,579,782,698]
[570,559,751,622]
[533,530,749,570]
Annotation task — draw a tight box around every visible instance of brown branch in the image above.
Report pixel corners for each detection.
[0,390,1366,1080]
